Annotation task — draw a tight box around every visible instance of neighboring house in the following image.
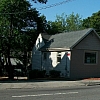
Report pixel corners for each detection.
[32,28,100,79]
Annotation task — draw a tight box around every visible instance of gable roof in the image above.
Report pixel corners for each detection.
[40,28,99,51]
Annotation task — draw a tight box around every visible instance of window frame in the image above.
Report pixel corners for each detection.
[84,51,98,65]
[57,52,61,63]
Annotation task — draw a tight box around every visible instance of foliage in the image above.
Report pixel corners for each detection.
[46,21,64,34]
[83,11,100,35]
[31,0,47,3]
[46,13,83,34]
[66,12,83,31]
[0,0,48,79]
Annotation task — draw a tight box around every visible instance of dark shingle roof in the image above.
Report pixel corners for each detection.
[40,28,97,51]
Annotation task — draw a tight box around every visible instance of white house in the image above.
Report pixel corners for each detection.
[32,28,100,79]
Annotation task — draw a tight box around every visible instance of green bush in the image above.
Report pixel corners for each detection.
[29,69,46,79]
[49,70,61,78]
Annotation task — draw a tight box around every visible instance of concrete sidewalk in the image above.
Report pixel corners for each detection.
[0,79,100,90]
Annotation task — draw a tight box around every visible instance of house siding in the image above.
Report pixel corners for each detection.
[74,31,100,50]
[32,51,41,70]
[70,49,100,79]
[42,52,52,74]
[70,32,100,79]
[32,29,100,79]
[32,34,45,70]
[42,52,68,77]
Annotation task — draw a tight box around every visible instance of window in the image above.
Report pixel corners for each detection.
[84,51,97,64]
[57,52,61,62]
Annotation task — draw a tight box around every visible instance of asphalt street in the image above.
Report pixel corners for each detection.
[0,78,100,100]
[0,85,100,100]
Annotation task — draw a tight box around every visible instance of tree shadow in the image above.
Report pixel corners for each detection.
[41,51,70,78]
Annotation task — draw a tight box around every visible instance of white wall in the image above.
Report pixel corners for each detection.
[32,33,71,78]
[42,51,71,77]
[32,34,45,70]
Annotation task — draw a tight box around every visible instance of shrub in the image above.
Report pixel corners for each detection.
[49,70,61,78]
[29,69,46,79]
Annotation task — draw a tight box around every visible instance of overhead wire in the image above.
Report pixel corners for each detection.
[37,0,73,10]
[0,0,74,15]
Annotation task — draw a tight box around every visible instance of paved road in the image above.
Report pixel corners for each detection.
[0,85,100,100]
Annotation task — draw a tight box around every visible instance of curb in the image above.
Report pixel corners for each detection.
[0,80,100,89]
[85,82,100,86]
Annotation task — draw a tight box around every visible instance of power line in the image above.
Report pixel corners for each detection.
[37,0,74,10]
[0,0,74,15]
[0,11,31,15]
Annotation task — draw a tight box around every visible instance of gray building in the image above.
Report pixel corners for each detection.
[32,28,100,79]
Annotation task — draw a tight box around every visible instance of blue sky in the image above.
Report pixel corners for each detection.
[32,0,100,21]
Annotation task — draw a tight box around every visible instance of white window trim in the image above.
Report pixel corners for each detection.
[57,52,61,63]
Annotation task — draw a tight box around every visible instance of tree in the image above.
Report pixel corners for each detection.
[66,12,83,31]
[0,0,31,79]
[47,13,83,34]
[0,0,48,79]
[32,0,47,3]
[83,11,100,35]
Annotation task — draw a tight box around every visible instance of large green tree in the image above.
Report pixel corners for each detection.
[83,11,100,35]
[0,0,48,79]
[47,13,83,34]
[66,12,83,31]
[32,0,47,3]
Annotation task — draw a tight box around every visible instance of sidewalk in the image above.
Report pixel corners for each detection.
[0,77,100,89]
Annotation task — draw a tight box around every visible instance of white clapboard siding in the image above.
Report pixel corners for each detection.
[32,34,45,70]
[54,52,67,77]
[32,51,41,70]
[42,52,68,77]
[42,52,52,74]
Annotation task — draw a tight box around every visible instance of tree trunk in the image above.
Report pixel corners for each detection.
[7,42,14,79]
[7,14,14,79]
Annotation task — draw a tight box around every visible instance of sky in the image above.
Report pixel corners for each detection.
[31,0,100,21]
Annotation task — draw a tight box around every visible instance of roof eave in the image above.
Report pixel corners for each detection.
[40,48,71,52]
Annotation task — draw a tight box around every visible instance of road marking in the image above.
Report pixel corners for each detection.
[12,92,78,98]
